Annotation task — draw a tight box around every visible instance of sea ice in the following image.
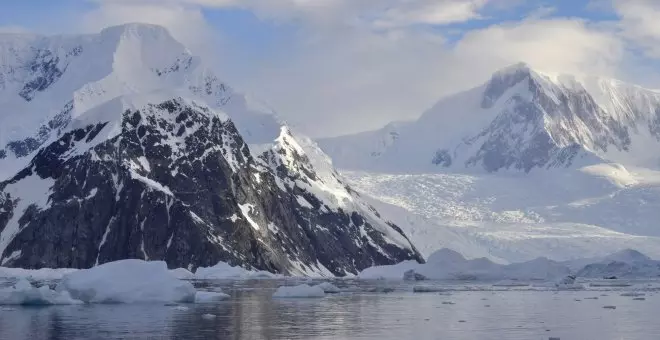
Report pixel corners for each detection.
[194,262,277,280]
[0,278,82,305]
[0,267,78,280]
[169,268,195,280]
[59,260,196,303]
[315,282,341,293]
[195,291,230,303]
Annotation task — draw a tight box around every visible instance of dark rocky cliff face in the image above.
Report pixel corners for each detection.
[0,98,422,275]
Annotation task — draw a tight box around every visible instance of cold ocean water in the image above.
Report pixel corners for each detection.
[0,279,658,340]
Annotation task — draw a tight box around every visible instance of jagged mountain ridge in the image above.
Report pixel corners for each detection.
[0,24,280,179]
[319,63,660,173]
[0,24,422,275]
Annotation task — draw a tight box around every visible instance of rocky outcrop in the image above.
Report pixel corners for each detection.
[0,98,422,275]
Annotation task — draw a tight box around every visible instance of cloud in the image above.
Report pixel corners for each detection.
[373,0,490,28]
[237,16,624,137]
[612,0,660,58]
[454,18,623,77]
[80,1,218,58]
[72,0,651,137]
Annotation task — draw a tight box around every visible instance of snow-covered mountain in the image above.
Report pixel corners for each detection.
[320,62,660,173]
[0,24,422,275]
[316,63,660,264]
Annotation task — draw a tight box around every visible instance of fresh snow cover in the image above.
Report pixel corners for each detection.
[343,166,660,264]
[0,278,82,305]
[359,248,570,281]
[194,291,230,303]
[272,284,325,298]
[59,260,196,303]
[194,261,278,280]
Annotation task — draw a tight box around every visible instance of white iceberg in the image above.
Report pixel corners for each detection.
[195,291,230,303]
[59,260,196,303]
[315,282,341,293]
[0,267,78,281]
[169,268,195,280]
[272,284,325,298]
[194,262,278,280]
[0,278,82,305]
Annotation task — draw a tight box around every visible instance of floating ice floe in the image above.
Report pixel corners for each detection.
[194,262,278,280]
[202,313,217,320]
[59,260,196,304]
[195,291,230,303]
[315,282,341,293]
[169,268,195,280]
[0,278,82,305]
[413,285,448,293]
[0,267,79,281]
[272,284,325,298]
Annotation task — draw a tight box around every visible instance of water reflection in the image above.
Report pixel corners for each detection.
[0,280,658,340]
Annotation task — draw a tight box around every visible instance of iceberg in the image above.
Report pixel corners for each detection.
[315,282,341,293]
[59,260,196,303]
[195,291,230,303]
[0,278,82,305]
[194,262,278,280]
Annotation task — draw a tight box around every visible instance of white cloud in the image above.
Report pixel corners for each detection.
[236,17,624,137]
[454,18,623,77]
[81,1,218,58]
[373,0,490,28]
[74,0,649,137]
[612,0,660,58]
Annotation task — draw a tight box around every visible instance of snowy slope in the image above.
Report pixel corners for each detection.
[0,24,280,180]
[316,62,660,264]
[0,24,422,275]
[320,63,660,173]
[343,165,660,263]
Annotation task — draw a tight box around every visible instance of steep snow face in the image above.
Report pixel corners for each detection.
[0,23,279,180]
[320,63,660,173]
[0,24,421,275]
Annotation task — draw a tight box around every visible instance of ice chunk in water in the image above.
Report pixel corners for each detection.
[195,291,230,303]
[0,278,82,305]
[315,282,341,293]
[59,260,196,304]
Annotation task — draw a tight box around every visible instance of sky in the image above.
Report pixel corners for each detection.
[1,0,660,137]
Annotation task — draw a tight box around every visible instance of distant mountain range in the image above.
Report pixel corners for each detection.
[320,62,660,173]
